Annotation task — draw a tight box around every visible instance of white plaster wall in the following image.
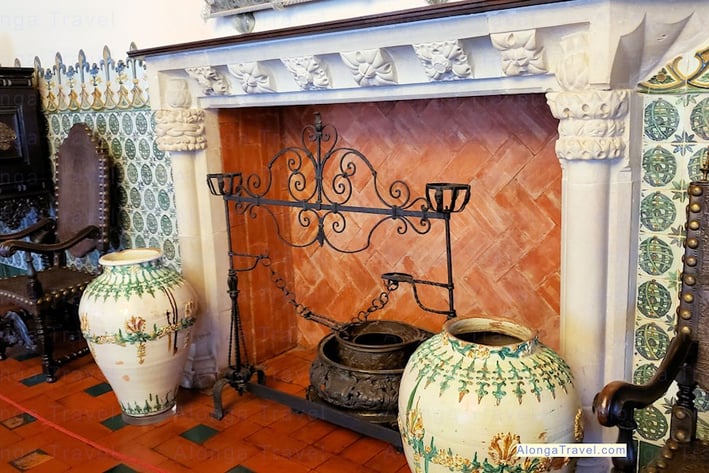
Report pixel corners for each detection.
[0,0,433,66]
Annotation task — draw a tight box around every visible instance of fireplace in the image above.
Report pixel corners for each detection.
[129,1,709,471]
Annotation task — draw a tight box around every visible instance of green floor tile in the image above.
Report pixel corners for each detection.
[225,466,255,473]
[85,382,113,397]
[104,464,139,473]
[180,424,219,444]
[20,373,45,387]
[101,414,126,431]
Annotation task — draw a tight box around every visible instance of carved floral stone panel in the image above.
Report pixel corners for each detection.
[412,40,472,81]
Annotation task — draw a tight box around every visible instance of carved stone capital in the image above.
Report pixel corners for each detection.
[490,30,547,76]
[154,109,207,152]
[185,66,231,96]
[546,89,630,161]
[412,40,472,81]
[227,62,275,93]
[340,49,397,87]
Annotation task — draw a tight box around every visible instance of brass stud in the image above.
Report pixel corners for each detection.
[679,309,692,320]
[661,447,672,459]
[690,202,702,213]
[686,255,698,266]
[683,293,694,303]
[656,458,667,469]
[684,275,696,285]
[674,408,687,420]
[687,237,699,249]
[667,438,679,450]
[680,326,692,335]
[646,466,657,473]
[690,185,703,196]
[688,220,700,230]
[674,429,687,441]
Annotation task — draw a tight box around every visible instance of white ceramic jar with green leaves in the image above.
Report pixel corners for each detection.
[79,248,198,425]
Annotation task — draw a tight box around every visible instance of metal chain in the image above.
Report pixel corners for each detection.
[257,255,398,329]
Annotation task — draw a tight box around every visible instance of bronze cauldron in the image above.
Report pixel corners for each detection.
[308,320,431,425]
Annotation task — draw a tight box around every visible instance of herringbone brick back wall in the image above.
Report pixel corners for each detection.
[219,94,562,363]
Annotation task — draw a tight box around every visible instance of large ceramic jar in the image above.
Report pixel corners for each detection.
[398,317,582,473]
[79,248,198,425]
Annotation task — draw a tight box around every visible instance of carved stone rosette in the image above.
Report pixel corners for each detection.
[546,89,629,161]
[227,62,274,93]
[154,109,207,152]
[412,40,472,81]
[340,48,397,87]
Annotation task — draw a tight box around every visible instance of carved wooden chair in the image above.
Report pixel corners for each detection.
[594,177,709,472]
[0,123,110,382]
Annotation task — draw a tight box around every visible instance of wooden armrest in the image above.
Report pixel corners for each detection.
[0,218,55,242]
[0,225,99,257]
[594,331,695,427]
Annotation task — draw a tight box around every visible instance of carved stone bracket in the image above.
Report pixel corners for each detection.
[185,66,231,95]
[340,49,397,87]
[281,55,330,90]
[490,29,547,76]
[412,40,472,81]
[227,62,274,93]
[154,109,207,152]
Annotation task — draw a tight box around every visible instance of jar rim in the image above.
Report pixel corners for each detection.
[443,317,537,349]
[99,248,163,267]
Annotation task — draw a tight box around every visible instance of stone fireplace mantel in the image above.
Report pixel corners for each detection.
[129,1,709,471]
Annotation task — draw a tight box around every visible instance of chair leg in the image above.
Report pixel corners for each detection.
[31,311,57,383]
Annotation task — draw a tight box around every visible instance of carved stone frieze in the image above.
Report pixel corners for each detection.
[185,66,231,96]
[490,29,547,76]
[546,89,629,160]
[227,62,274,93]
[412,40,472,81]
[281,55,330,90]
[154,109,207,152]
[340,49,397,87]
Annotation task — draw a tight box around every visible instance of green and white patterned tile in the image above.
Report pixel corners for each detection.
[46,109,181,272]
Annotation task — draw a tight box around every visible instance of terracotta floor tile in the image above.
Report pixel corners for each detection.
[203,419,262,450]
[314,455,375,473]
[267,409,314,435]
[340,436,387,464]
[245,425,309,458]
[0,345,408,473]
[290,418,337,444]
[317,427,361,454]
[152,435,217,467]
[290,444,333,470]
[241,450,313,473]
[366,445,409,472]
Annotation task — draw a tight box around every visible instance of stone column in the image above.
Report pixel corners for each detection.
[154,79,220,389]
[547,32,638,472]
